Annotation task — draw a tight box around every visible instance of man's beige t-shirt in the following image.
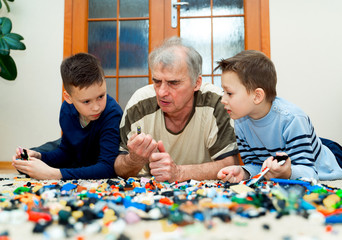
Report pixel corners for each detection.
[119,83,238,174]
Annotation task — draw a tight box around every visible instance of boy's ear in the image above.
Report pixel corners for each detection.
[63,90,73,104]
[253,88,265,104]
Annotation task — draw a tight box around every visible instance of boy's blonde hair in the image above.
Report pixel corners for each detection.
[215,50,277,102]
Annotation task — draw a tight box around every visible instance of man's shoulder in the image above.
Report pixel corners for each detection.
[125,84,157,110]
[199,82,223,95]
[196,82,223,108]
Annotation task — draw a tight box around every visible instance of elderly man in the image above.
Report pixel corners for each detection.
[114,37,239,182]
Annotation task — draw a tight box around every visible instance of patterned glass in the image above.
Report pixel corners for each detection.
[180,0,210,17]
[119,20,149,75]
[213,17,245,72]
[119,77,149,108]
[120,0,149,18]
[213,0,244,15]
[106,78,116,100]
[88,21,117,76]
[89,0,117,18]
[180,18,212,75]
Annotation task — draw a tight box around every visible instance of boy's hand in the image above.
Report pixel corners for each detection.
[13,147,41,160]
[12,157,62,180]
[217,165,248,183]
[127,133,158,165]
[263,153,292,180]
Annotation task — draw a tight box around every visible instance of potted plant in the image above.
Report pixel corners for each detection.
[0,0,26,80]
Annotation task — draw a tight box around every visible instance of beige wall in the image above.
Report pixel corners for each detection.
[270,0,342,144]
[0,0,64,161]
[0,0,341,162]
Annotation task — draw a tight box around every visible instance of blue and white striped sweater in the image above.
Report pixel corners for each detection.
[235,97,342,180]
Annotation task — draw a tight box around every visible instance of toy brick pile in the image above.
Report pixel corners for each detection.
[1,176,342,240]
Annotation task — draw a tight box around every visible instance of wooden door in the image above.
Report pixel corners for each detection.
[64,0,269,108]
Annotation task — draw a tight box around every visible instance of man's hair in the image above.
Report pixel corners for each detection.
[215,50,277,102]
[61,53,105,94]
[148,37,202,85]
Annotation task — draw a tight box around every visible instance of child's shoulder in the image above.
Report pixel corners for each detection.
[272,97,307,118]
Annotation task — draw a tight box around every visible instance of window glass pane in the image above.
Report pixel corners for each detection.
[119,20,149,75]
[119,78,149,109]
[213,17,244,66]
[180,0,210,17]
[120,0,149,18]
[106,77,116,100]
[213,0,244,15]
[180,18,211,75]
[213,76,222,88]
[88,21,117,76]
[202,76,213,85]
[89,0,117,18]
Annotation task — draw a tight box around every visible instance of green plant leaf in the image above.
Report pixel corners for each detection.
[0,17,12,34]
[7,33,24,41]
[3,35,26,50]
[0,54,17,80]
[0,38,10,55]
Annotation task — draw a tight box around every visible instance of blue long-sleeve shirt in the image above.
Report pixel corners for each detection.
[236,97,342,181]
[40,94,123,180]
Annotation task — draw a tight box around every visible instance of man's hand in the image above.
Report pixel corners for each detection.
[115,133,159,178]
[149,141,181,182]
[12,157,62,180]
[217,165,248,183]
[127,133,158,165]
[262,153,292,180]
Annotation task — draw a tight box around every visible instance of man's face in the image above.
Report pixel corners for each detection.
[64,81,107,123]
[152,61,201,117]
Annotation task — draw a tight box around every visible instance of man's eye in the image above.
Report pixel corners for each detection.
[83,100,90,104]
[168,81,180,86]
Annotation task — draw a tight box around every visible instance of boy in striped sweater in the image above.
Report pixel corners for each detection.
[216,50,342,182]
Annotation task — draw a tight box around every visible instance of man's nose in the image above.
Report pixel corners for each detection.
[158,82,169,97]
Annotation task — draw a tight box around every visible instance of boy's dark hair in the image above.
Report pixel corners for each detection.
[61,53,105,94]
[215,50,277,102]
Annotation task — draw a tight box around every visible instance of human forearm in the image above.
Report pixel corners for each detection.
[49,168,62,180]
[176,155,239,181]
[290,164,318,180]
[114,154,147,179]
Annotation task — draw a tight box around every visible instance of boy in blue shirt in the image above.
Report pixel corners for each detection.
[216,50,342,182]
[12,53,123,180]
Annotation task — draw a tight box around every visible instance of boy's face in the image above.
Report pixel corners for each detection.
[64,81,107,123]
[221,71,256,120]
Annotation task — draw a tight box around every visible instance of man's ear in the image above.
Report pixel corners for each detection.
[63,90,73,104]
[253,88,265,104]
[194,75,202,91]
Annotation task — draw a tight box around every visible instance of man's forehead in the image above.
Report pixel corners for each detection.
[153,60,187,74]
